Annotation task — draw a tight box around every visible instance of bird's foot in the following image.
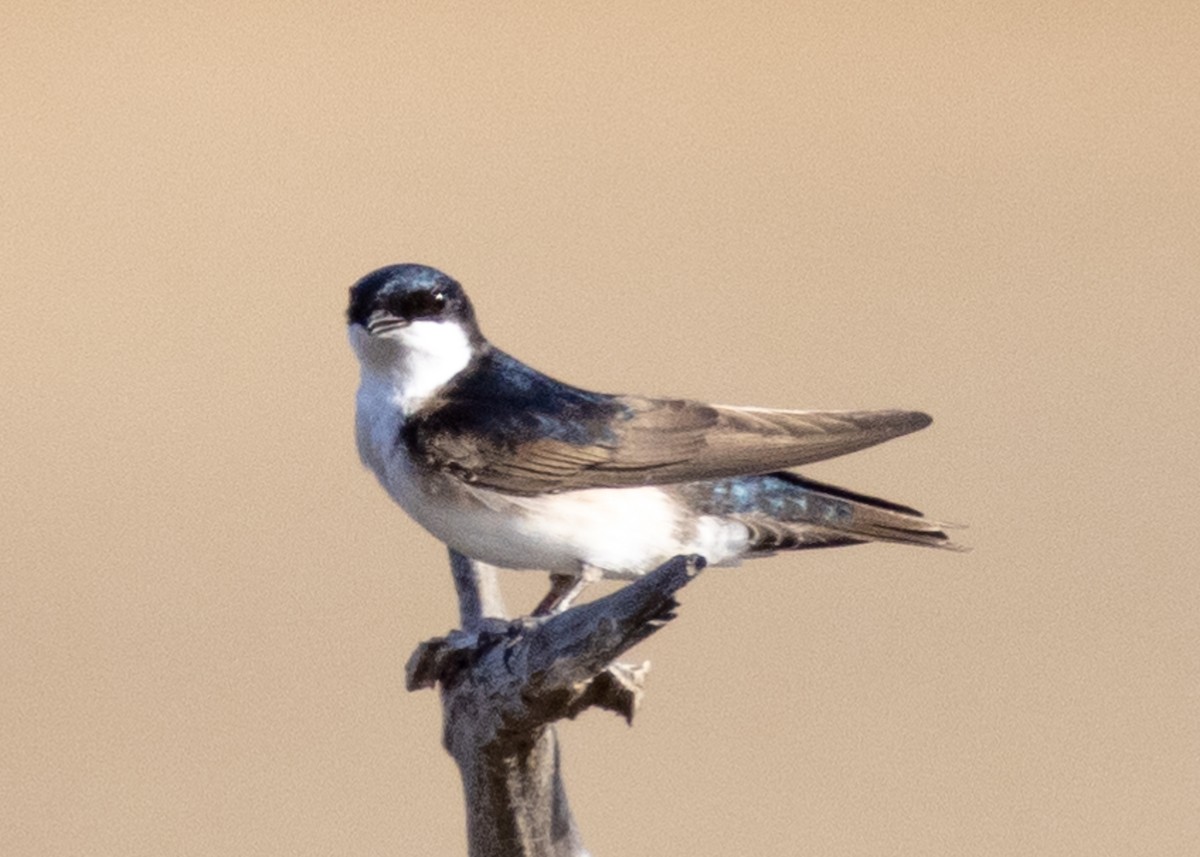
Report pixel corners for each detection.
[532,567,603,616]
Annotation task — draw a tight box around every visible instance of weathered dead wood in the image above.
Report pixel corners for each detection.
[406,551,705,857]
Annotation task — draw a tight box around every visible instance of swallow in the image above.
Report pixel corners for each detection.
[348,264,959,612]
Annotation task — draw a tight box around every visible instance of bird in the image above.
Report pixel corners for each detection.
[347,263,959,613]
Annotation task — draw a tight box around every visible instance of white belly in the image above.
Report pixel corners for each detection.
[355,380,748,577]
[380,448,693,577]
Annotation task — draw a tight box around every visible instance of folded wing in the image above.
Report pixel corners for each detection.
[408,381,932,496]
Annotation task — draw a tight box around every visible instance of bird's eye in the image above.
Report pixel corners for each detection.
[401,290,448,319]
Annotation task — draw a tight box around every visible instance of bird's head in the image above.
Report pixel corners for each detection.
[347,264,484,394]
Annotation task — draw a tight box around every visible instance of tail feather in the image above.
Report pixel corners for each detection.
[773,472,962,550]
[683,471,964,554]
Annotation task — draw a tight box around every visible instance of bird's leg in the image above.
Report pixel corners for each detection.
[532,574,576,616]
[532,567,602,616]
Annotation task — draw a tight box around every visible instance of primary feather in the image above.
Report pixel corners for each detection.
[405,347,932,496]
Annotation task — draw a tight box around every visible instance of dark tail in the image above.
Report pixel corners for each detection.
[683,472,964,554]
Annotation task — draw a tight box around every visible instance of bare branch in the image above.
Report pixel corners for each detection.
[407,554,706,857]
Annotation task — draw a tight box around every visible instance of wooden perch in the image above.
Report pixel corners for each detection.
[406,551,706,857]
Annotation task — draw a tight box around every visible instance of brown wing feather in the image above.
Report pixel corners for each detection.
[693,405,933,476]
[423,395,931,495]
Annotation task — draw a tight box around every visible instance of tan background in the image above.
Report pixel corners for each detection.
[4,3,1198,855]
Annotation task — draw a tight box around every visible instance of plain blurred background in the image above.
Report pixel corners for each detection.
[4,3,1198,855]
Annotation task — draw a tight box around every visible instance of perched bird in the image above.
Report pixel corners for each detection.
[348,264,958,612]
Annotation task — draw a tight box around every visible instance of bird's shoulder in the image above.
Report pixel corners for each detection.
[401,348,717,494]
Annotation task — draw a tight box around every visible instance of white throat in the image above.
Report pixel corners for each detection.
[351,319,474,415]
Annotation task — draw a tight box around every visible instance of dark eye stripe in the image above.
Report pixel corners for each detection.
[389,290,447,319]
